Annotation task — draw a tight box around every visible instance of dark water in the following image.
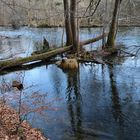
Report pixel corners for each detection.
[0,27,140,140]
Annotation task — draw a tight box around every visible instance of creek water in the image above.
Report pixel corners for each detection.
[0,27,140,140]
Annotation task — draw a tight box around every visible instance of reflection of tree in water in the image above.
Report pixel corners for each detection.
[109,65,124,125]
[65,68,83,139]
[66,69,81,102]
[0,37,23,59]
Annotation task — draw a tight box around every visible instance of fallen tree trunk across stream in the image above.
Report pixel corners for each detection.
[0,46,72,69]
[0,33,108,70]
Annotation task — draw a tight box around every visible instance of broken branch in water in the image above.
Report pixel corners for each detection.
[118,49,137,57]
[135,48,140,56]
[78,58,105,65]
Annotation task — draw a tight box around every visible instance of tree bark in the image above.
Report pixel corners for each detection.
[63,0,73,46]
[70,0,78,52]
[106,0,122,48]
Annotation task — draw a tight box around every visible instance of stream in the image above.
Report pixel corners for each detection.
[0,27,140,140]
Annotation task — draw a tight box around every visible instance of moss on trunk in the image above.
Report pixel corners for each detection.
[0,46,71,69]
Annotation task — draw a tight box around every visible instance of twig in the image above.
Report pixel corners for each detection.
[78,58,105,65]
[118,49,136,57]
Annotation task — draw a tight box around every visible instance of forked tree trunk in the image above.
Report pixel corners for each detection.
[63,0,79,53]
[106,0,122,48]
[63,0,73,46]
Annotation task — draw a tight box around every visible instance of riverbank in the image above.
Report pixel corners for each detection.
[0,103,48,140]
[0,24,140,29]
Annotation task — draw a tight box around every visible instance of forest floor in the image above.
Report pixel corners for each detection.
[0,103,48,140]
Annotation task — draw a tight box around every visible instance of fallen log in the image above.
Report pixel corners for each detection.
[0,46,72,70]
[0,34,109,70]
[80,33,108,46]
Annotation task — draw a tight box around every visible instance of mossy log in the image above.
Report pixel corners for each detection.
[31,48,53,55]
[0,46,72,69]
[80,33,108,46]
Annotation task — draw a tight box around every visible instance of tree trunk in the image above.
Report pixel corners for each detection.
[106,0,122,48]
[63,0,73,46]
[70,0,78,52]
[0,46,72,69]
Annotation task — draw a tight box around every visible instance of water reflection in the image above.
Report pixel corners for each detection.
[109,65,124,125]
[0,27,140,140]
[65,68,83,139]
[66,69,81,102]
[0,36,33,59]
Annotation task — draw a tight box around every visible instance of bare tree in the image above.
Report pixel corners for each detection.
[106,0,122,48]
[70,0,78,52]
[63,0,79,53]
[63,0,73,46]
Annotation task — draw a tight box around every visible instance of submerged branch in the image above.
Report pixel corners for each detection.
[78,58,105,65]
[118,49,137,57]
